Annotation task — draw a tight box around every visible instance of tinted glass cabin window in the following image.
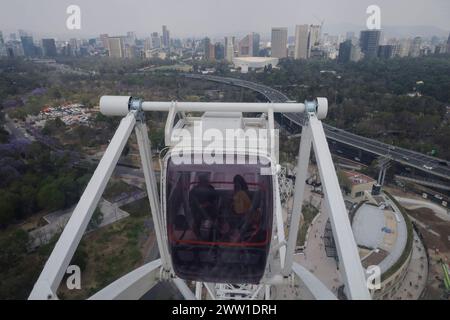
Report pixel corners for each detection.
[166,156,273,284]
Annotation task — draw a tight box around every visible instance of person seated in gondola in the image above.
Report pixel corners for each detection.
[228,175,263,242]
[189,173,219,240]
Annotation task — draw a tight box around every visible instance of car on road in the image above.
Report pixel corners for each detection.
[423,164,434,170]
[388,146,395,150]
[402,156,410,161]
[438,161,448,167]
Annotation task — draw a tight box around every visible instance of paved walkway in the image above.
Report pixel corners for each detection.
[294,187,343,297]
[391,230,428,300]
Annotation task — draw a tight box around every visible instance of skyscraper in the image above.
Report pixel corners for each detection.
[409,37,422,57]
[162,25,170,48]
[309,25,321,47]
[294,24,309,59]
[252,33,260,57]
[271,27,287,58]
[108,37,124,58]
[447,33,450,53]
[338,40,352,63]
[214,43,224,60]
[21,36,36,57]
[359,30,381,59]
[126,31,136,46]
[204,37,215,60]
[151,32,161,48]
[100,34,109,49]
[225,36,235,62]
[238,34,253,56]
[377,45,394,59]
[0,31,4,46]
[42,38,57,57]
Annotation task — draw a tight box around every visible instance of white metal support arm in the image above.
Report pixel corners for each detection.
[29,112,137,300]
[308,114,370,300]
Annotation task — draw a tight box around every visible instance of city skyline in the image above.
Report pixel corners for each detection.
[0,0,450,40]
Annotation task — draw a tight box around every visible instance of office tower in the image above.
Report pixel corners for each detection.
[0,31,6,57]
[409,37,422,57]
[100,34,109,49]
[238,34,253,56]
[447,33,450,53]
[42,38,57,57]
[214,43,224,60]
[21,36,36,57]
[162,25,170,48]
[398,39,410,57]
[378,45,393,59]
[144,37,152,51]
[225,36,235,62]
[338,40,352,63]
[294,25,309,59]
[309,25,321,47]
[9,33,17,41]
[151,32,161,49]
[126,31,136,46]
[359,30,381,59]
[271,27,287,58]
[108,37,124,58]
[204,37,215,60]
[252,33,260,56]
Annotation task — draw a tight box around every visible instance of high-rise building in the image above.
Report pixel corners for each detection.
[144,37,152,51]
[294,24,309,59]
[238,34,253,56]
[378,45,394,59]
[108,37,124,58]
[151,32,161,49]
[204,37,215,60]
[42,38,57,57]
[359,30,381,59]
[338,40,352,63]
[309,25,321,47]
[126,31,136,46]
[252,33,260,56]
[338,39,362,62]
[214,43,224,60]
[409,37,422,57]
[271,27,287,58]
[21,36,36,57]
[99,34,108,50]
[0,31,6,57]
[447,33,450,53]
[162,25,170,48]
[398,39,410,57]
[225,36,235,62]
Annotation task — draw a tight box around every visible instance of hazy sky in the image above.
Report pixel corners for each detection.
[0,0,449,39]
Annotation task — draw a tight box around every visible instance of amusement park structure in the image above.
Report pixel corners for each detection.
[29,95,371,300]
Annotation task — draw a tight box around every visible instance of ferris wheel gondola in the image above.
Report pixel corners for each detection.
[29,95,370,300]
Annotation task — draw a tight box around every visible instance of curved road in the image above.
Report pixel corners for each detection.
[183,73,450,182]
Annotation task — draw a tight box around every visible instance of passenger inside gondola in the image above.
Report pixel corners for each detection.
[166,159,273,284]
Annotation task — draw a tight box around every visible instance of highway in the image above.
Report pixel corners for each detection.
[182,73,450,181]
